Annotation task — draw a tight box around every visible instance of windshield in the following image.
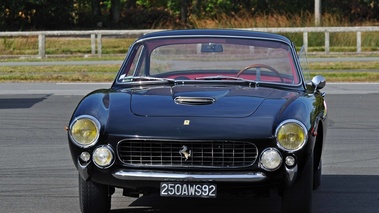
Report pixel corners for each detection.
[118,37,300,85]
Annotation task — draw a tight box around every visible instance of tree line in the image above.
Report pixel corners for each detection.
[1,0,379,31]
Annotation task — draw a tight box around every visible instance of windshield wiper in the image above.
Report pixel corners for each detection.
[122,76,173,83]
[121,75,257,87]
[195,75,244,81]
[194,75,257,87]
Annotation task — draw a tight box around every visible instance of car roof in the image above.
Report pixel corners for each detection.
[138,29,292,44]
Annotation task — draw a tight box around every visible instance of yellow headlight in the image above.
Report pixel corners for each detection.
[276,120,307,151]
[69,115,100,147]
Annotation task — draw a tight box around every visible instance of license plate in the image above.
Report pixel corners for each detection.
[160,182,217,198]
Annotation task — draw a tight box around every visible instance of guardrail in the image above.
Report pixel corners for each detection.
[245,26,379,54]
[1,27,378,58]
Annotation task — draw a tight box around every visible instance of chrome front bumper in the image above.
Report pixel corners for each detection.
[113,170,267,182]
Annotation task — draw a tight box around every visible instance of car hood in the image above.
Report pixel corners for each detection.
[130,85,285,118]
[99,85,304,139]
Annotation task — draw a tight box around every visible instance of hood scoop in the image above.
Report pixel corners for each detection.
[174,96,215,105]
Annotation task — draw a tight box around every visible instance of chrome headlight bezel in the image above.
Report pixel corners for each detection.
[259,148,283,171]
[92,145,115,169]
[69,115,101,148]
[275,119,308,152]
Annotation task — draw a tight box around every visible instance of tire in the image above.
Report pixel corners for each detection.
[79,174,111,213]
[281,155,313,213]
[313,159,322,190]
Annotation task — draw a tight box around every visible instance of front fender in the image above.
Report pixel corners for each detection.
[70,89,112,124]
[273,93,324,187]
[67,89,112,180]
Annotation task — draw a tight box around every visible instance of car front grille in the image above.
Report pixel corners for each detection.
[117,140,258,168]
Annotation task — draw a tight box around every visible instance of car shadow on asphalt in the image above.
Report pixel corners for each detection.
[112,195,281,213]
[0,94,51,109]
[109,175,379,213]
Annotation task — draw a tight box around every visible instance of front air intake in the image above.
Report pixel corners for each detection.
[117,139,258,169]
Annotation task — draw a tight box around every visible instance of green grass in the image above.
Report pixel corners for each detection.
[0,65,119,82]
[309,61,379,70]
[310,61,379,82]
[311,71,379,82]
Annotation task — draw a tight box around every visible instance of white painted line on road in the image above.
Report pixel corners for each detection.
[328,82,379,85]
[56,82,111,85]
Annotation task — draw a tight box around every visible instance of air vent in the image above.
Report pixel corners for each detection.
[174,97,215,105]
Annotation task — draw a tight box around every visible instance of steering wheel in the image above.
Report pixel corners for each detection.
[236,64,284,83]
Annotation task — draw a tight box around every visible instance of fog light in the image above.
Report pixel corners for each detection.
[260,148,282,171]
[80,152,91,162]
[285,156,296,167]
[93,145,114,168]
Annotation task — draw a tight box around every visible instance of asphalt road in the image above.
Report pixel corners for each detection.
[0,83,378,213]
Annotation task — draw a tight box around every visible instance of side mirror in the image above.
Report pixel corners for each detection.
[306,75,326,92]
[312,75,326,90]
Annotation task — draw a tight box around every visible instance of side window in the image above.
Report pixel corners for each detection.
[299,45,311,82]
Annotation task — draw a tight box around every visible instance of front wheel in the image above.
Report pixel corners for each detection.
[79,175,111,213]
[313,159,322,190]
[281,156,313,213]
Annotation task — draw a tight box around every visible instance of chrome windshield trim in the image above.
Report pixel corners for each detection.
[113,170,266,182]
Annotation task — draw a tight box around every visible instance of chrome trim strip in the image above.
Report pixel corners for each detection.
[285,164,298,184]
[77,159,90,181]
[113,170,266,182]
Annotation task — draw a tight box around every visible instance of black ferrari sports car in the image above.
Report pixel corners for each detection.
[67,29,327,213]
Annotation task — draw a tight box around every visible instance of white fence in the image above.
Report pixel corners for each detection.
[1,27,378,58]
